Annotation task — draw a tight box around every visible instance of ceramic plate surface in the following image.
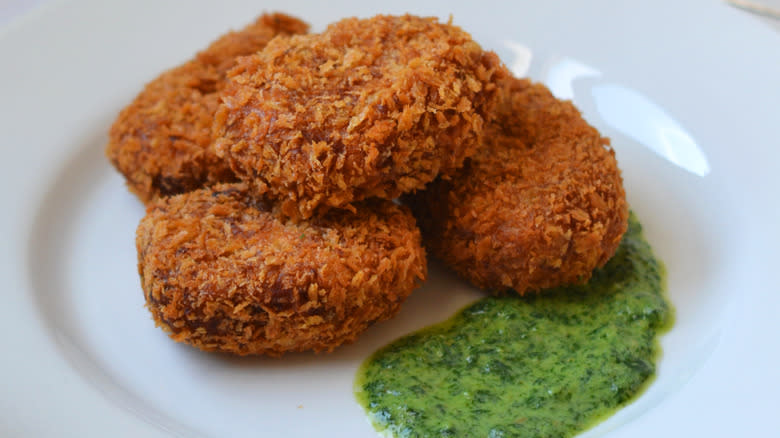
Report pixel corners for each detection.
[1,0,778,436]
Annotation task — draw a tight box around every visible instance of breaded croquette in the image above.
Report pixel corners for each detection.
[136,183,427,356]
[106,13,308,203]
[214,14,506,219]
[406,77,628,294]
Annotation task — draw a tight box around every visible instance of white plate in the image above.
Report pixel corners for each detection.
[1,0,778,436]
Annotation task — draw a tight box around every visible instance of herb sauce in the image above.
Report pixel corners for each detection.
[355,214,672,437]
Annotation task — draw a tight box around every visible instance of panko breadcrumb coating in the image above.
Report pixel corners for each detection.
[406,77,628,294]
[106,13,308,203]
[136,183,427,356]
[214,14,506,219]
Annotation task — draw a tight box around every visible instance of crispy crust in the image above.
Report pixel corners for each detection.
[136,183,427,356]
[406,77,628,294]
[214,14,506,219]
[106,13,309,203]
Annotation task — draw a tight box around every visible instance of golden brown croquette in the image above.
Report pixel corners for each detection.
[214,14,506,219]
[406,77,628,295]
[136,183,427,356]
[106,13,309,203]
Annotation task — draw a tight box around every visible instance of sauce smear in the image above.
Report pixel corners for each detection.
[355,214,672,437]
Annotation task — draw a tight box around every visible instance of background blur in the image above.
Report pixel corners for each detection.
[2,0,780,32]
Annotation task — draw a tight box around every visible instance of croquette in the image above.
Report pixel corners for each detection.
[106,13,309,203]
[136,183,427,356]
[214,14,506,219]
[406,77,629,294]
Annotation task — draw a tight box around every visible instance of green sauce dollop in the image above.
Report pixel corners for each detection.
[355,214,672,437]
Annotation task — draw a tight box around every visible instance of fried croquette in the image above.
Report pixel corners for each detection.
[214,14,506,219]
[406,77,629,294]
[136,183,427,356]
[106,13,309,203]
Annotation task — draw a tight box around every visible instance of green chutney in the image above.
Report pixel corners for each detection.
[355,214,672,437]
